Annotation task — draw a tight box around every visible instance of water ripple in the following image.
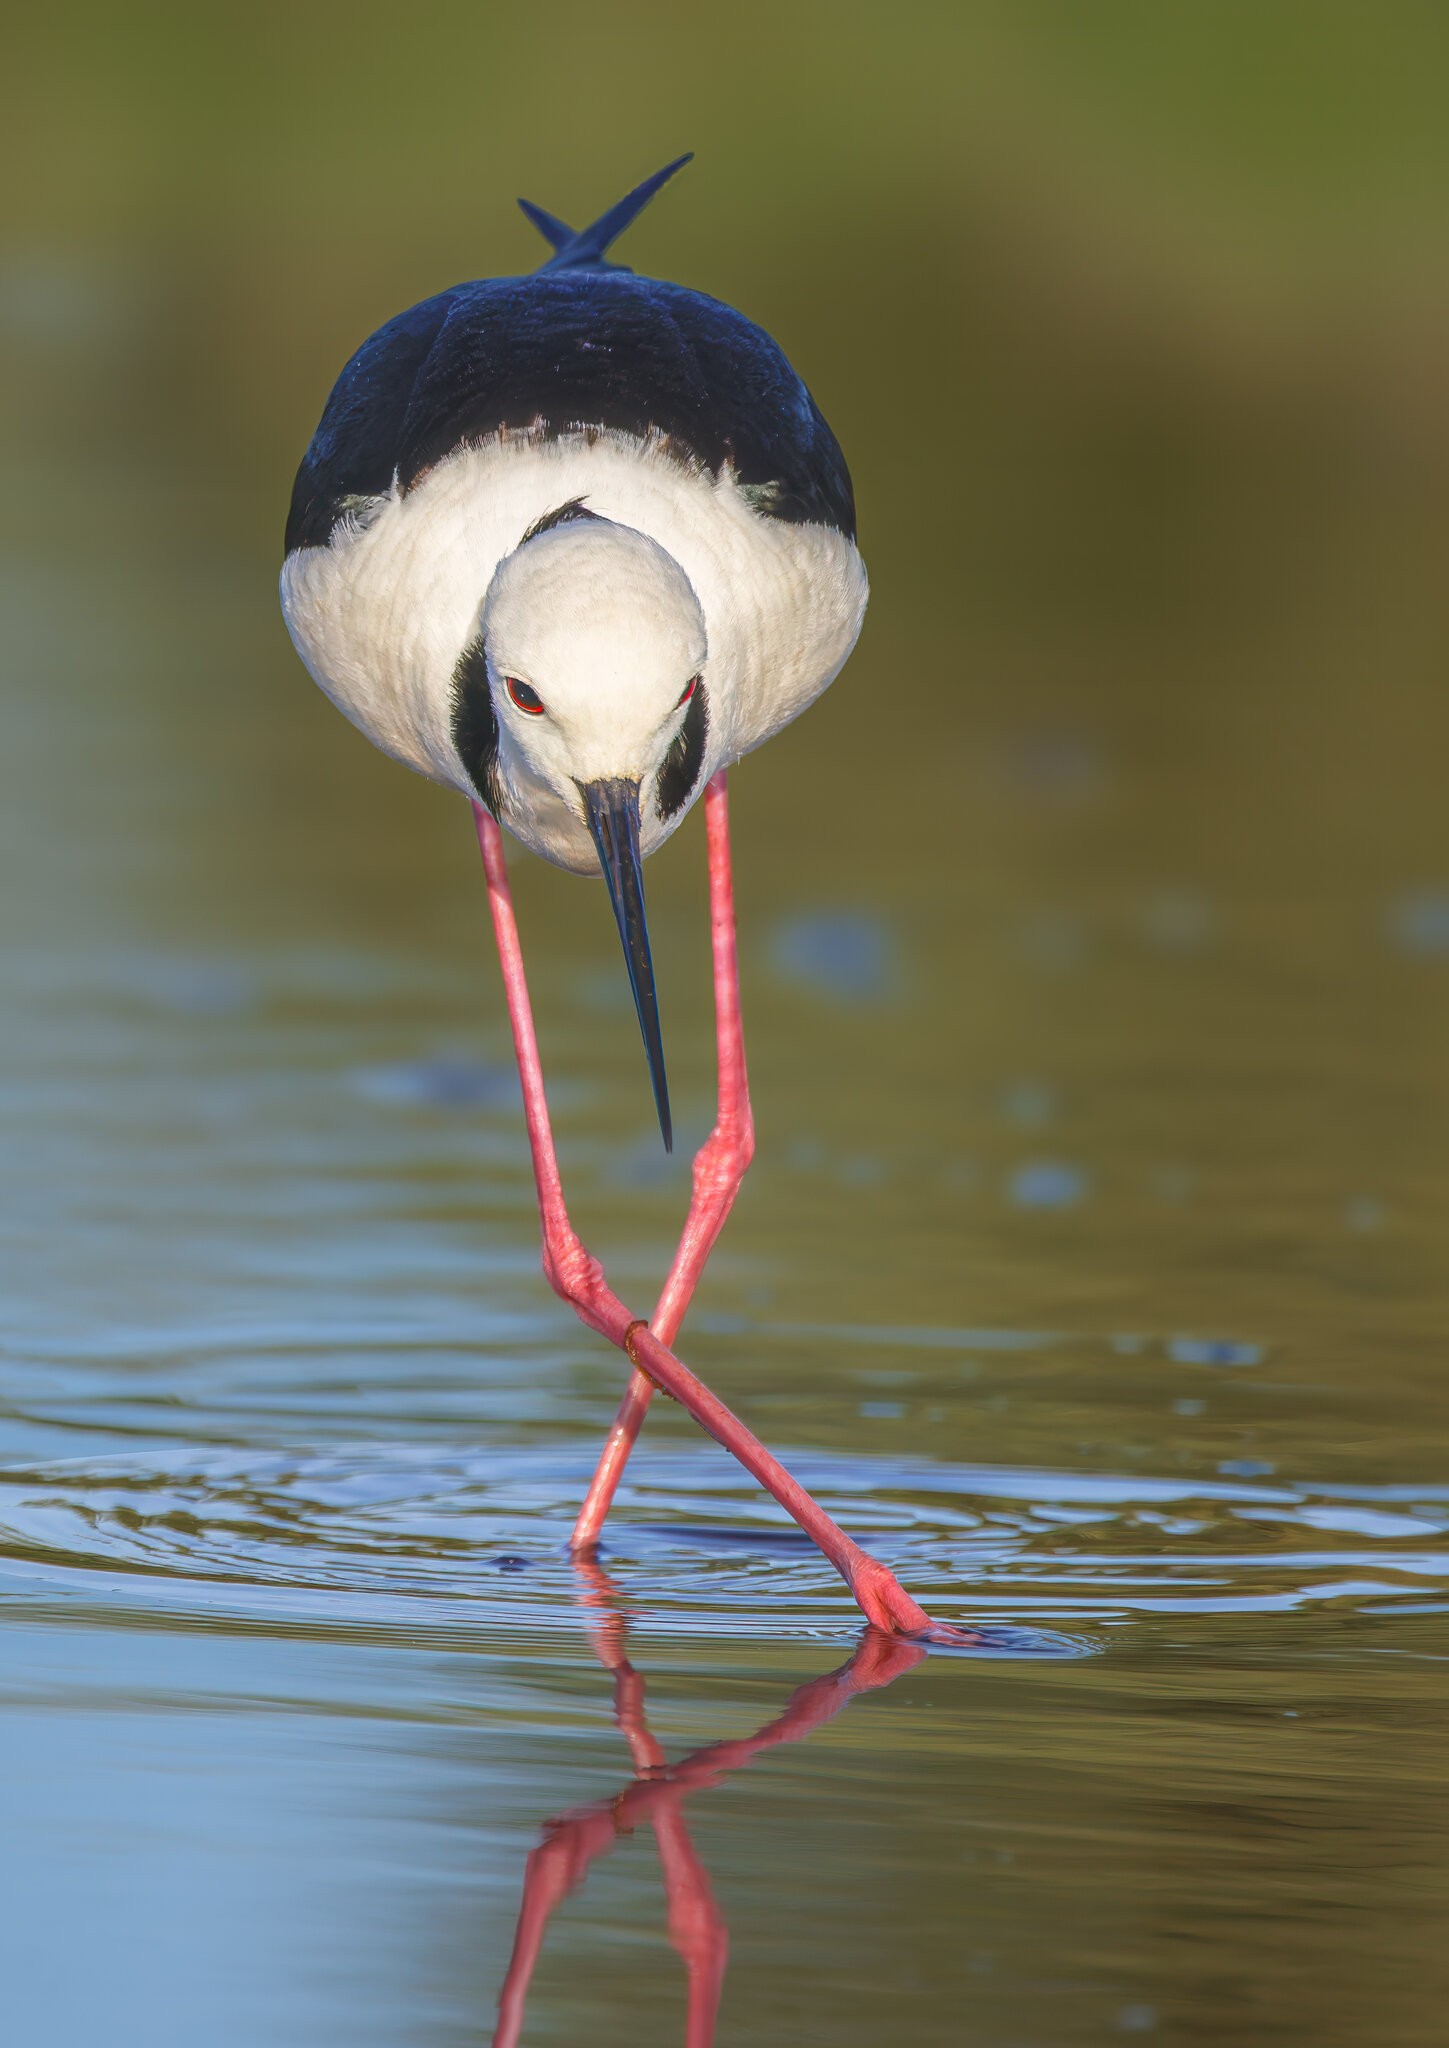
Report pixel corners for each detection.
[0,1439,1442,1649]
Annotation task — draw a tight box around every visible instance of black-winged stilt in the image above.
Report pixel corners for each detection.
[281,156,964,1640]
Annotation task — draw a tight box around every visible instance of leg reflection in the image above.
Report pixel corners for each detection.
[491,1563,929,2046]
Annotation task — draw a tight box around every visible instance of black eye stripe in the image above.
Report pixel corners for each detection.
[450,631,503,815]
[506,676,545,715]
[657,681,708,822]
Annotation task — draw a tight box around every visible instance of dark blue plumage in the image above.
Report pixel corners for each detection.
[524,154,694,272]
[284,158,856,556]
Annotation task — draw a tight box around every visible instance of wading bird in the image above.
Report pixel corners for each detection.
[281,156,963,1641]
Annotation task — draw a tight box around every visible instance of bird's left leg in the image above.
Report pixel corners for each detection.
[571,770,753,1552]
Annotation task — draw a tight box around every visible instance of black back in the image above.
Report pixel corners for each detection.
[285,270,856,554]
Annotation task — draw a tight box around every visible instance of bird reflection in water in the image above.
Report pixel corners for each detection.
[492,1563,936,2046]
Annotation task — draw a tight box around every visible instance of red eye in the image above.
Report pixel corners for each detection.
[677,676,699,708]
[506,677,545,716]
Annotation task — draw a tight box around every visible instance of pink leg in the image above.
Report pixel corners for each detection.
[474,798,965,1642]
[573,771,754,1551]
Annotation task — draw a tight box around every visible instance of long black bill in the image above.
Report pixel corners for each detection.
[577,776,672,1151]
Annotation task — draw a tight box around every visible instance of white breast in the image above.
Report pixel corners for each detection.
[279,427,868,824]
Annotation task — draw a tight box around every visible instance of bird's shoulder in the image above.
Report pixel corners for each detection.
[285,270,855,554]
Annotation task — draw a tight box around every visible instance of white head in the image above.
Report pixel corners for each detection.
[466,514,711,1149]
[481,515,707,822]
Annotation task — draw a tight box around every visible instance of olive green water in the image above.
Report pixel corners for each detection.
[3,10,1449,2045]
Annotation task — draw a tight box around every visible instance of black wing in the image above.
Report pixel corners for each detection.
[284,270,856,554]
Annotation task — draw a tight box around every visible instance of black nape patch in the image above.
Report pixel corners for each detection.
[450,632,503,814]
[656,682,709,822]
[520,497,601,545]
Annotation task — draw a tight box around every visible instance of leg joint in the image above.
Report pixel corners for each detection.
[542,1232,606,1312]
[693,1113,755,1200]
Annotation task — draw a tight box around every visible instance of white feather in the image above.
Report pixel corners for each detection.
[279,427,868,871]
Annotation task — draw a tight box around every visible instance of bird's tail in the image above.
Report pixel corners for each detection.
[517,154,692,273]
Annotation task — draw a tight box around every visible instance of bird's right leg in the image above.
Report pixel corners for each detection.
[472,804,616,1339]
[571,770,753,1553]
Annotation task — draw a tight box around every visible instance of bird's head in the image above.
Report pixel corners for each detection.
[483,517,707,807]
[476,516,711,1149]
